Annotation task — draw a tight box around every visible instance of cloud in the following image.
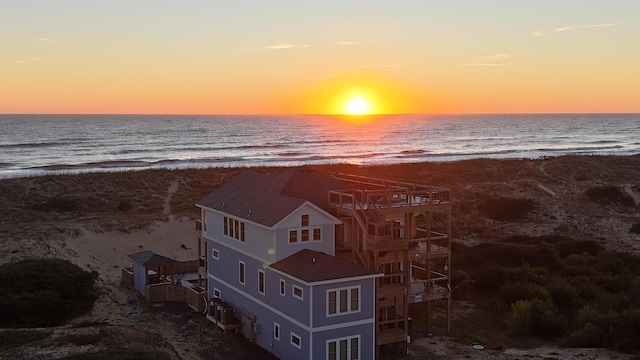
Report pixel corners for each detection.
[458,53,511,67]
[15,57,41,64]
[263,43,309,50]
[554,22,620,32]
[335,41,357,46]
[533,22,622,36]
[360,64,401,73]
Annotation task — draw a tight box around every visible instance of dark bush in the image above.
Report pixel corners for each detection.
[478,196,535,221]
[497,281,551,304]
[470,265,505,293]
[59,349,172,360]
[0,329,51,351]
[631,222,640,235]
[32,197,79,212]
[586,186,635,207]
[555,240,603,258]
[0,258,97,327]
[547,278,583,310]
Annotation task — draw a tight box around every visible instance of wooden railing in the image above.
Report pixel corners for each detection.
[176,260,199,274]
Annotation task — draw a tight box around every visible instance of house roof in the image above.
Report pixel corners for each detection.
[270,249,380,283]
[127,250,177,266]
[196,168,350,227]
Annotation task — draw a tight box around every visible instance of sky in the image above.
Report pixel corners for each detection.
[0,0,638,114]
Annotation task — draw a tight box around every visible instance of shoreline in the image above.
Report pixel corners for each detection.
[1,155,639,359]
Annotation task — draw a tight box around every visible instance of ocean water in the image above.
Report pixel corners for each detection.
[0,114,638,178]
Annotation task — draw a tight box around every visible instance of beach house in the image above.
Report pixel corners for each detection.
[195,168,452,359]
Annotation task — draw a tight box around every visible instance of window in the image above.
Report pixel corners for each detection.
[258,270,265,295]
[224,217,246,242]
[280,279,286,296]
[203,210,207,231]
[212,248,219,260]
[293,285,303,300]
[291,332,301,349]
[239,261,245,285]
[328,336,359,360]
[313,228,321,241]
[213,288,221,299]
[301,229,309,242]
[327,286,360,316]
[301,214,309,227]
[273,323,280,340]
[289,230,297,243]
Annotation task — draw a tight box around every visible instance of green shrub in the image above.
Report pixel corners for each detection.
[586,186,635,207]
[505,299,566,339]
[0,258,97,327]
[504,267,549,285]
[478,196,535,221]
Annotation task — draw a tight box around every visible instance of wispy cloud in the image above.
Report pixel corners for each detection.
[360,64,401,73]
[532,22,622,36]
[335,41,357,46]
[263,43,309,50]
[15,57,41,64]
[458,53,511,67]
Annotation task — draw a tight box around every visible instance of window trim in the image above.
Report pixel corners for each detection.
[239,261,245,285]
[326,335,360,360]
[290,332,302,350]
[213,288,221,299]
[212,248,219,260]
[279,279,286,297]
[258,269,265,295]
[327,285,361,317]
[273,322,280,341]
[293,284,303,301]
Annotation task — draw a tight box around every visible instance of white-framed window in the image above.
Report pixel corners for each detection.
[293,285,303,300]
[223,216,228,235]
[289,230,297,243]
[291,332,301,349]
[279,279,286,297]
[258,269,265,295]
[212,248,219,260]
[301,229,309,242]
[273,322,280,341]
[239,261,245,285]
[327,286,360,316]
[301,214,309,227]
[327,335,360,360]
[313,227,321,241]
[213,288,221,299]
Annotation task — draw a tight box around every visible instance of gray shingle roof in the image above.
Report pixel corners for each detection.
[127,250,177,266]
[196,168,349,227]
[270,249,380,283]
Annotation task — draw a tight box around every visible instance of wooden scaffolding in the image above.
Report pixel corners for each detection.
[328,173,452,355]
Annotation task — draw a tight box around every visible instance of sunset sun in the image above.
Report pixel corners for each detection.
[345,97,371,115]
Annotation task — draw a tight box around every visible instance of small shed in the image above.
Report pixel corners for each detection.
[127,250,179,296]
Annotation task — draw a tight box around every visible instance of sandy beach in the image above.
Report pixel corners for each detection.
[1,155,639,359]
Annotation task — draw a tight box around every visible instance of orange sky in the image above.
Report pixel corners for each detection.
[1,1,638,114]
